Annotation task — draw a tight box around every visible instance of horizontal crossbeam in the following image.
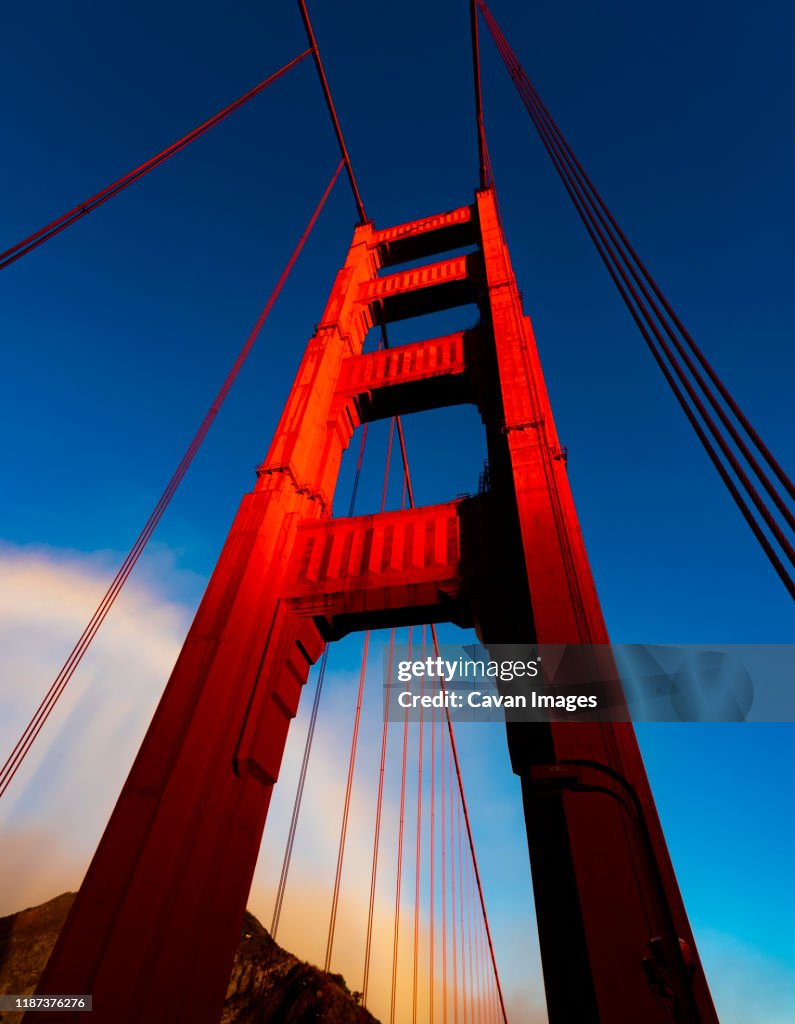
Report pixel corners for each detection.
[282,496,500,637]
[374,205,478,267]
[359,254,484,323]
[334,329,480,423]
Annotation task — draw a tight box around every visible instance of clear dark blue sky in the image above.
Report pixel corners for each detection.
[1,1,794,1015]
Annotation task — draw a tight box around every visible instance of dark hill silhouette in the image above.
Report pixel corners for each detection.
[0,893,379,1023]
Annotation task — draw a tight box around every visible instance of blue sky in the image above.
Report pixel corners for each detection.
[1,1,793,1020]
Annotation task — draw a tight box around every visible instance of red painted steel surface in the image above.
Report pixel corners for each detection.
[357,254,482,325]
[372,205,472,246]
[331,330,473,430]
[336,331,467,398]
[30,191,716,1024]
[274,498,500,640]
[475,188,717,1024]
[373,204,476,268]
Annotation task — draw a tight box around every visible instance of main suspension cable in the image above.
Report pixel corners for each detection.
[0,50,311,272]
[469,0,490,188]
[481,2,795,537]
[0,159,344,802]
[508,71,795,586]
[478,0,795,599]
[296,0,367,222]
[509,32,794,505]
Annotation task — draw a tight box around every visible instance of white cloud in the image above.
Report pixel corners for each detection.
[0,542,194,914]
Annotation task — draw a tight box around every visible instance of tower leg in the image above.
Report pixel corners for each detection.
[475,186,718,1022]
[28,485,323,1024]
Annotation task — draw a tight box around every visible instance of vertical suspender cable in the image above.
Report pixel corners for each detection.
[362,417,398,1003]
[458,784,468,1024]
[432,616,509,1024]
[440,694,449,1024]
[478,913,488,1024]
[449,739,459,1024]
[429,679,437,1024]
[271,416,372,939]
[271,647,327,938]
[381,309,510,1015]
[323,633,371,971]
[465,846,474,1022]
[412,628,427,1024]
[325,415,396,971]
[390,624,413,1024]
[468,838,480,1021]
[362,625,394,1005]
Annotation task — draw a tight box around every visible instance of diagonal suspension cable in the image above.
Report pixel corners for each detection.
[478,0,795,600]
[0,160,344,802]
[0,50,311,272]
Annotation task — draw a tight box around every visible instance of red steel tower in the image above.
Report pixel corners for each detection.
[30,188,718,1023]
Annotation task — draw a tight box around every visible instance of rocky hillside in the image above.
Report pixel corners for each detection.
[0,894,379,1023]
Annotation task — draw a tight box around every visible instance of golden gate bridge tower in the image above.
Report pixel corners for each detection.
[4,3,793,1023]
